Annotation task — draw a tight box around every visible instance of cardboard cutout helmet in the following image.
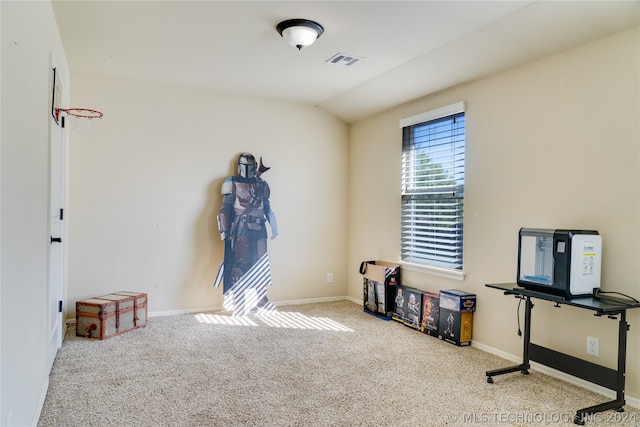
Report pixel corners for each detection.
[237,152,257,178]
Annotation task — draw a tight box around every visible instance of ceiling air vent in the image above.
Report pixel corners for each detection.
[326,53,365,67]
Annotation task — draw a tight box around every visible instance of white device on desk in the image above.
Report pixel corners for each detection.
[517,228,602,298]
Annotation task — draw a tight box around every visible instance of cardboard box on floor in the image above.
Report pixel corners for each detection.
[391,284,423,330]
[420,291,440,337]
[438,289,476,346]
[361,260,400,319]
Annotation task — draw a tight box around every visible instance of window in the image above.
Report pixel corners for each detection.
[400,102,465,271]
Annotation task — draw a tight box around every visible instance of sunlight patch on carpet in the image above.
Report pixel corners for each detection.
[194,311,354,332]
[258,311,354,331]
[195,313,260,326]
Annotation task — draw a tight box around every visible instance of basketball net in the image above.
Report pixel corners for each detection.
[57,108,103,137]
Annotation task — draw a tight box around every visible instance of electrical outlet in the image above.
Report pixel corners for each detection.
[326,273,334,283]
[587,336,599,357]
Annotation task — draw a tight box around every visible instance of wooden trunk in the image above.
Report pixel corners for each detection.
[76,291,148,339]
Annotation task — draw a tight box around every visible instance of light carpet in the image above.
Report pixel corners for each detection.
[38,300,639,426]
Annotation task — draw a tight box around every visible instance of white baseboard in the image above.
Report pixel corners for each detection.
[149,295,351,318]
[471,341,639,409]
[33,376,49,427]
[346,295,361,305]
[65,296,354,322]
[149,306,223,318]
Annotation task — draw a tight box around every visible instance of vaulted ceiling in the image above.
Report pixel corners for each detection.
[52,1,640,123]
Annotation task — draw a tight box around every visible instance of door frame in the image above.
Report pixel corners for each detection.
[47,53,68,370]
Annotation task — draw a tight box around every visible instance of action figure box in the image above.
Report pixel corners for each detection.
[360,260,400,318]
[439,309,473,346]
[438,289,476,346]
[419,291,440,337]
[439,289,476,312]
[391,284,423,329]
[76,291,148,340]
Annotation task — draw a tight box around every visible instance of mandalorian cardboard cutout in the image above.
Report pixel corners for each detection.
[215,153,278,316]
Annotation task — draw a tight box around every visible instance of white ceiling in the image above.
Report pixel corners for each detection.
[52,1,640,124]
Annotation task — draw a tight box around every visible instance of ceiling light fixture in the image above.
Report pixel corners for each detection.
[276,19,324,51]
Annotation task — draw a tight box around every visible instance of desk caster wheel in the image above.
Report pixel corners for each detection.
[487,377,493,384]
[521,369,530,375]
[573,414,585,425]
[615,407,625,413]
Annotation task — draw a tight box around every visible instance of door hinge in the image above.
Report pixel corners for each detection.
[58,300,63,313]
[60,208,64,220]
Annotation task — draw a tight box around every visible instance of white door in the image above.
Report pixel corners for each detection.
[48,60,66,370]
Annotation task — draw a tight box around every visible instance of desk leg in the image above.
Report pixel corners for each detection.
[521,295,532,374]
[573,310,628,425]
[486,296,532,383]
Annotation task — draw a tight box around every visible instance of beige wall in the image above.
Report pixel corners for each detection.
[67,73,350,315]
[348,27,640,400]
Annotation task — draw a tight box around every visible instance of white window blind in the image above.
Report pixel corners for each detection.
[401,103,465,270]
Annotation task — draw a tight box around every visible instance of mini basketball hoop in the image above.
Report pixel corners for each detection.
[58,108,103,119]
[56,107,103,136]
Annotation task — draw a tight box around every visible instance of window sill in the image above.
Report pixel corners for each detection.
[397,261,466,282]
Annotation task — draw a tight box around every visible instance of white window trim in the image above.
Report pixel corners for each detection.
[399,101,466,128]
[398,260,466,281]
[399,100,467,280]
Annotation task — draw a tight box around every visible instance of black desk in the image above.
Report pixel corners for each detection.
[485,283,640,425]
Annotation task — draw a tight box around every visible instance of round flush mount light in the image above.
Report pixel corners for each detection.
[276,19,324,51]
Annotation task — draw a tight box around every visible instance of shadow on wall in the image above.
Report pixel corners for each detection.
[178,176,227,308]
